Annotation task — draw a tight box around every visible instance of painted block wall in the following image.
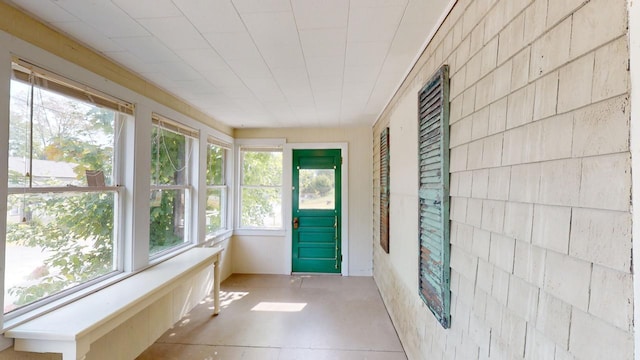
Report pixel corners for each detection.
[372,0,633,359]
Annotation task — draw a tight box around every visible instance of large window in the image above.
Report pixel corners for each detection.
[239,147,283,229]
[206,139,230,235]
[149,115,197,256]
[5,60,131,315]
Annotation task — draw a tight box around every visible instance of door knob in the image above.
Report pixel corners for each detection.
[293,217,299,229]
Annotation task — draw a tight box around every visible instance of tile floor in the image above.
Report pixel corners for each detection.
[137,274,407,360]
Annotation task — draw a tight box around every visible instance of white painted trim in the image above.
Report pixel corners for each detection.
[200,133,234,242]
[372,0,458,126]
[629,1,640,358]
[233,229,286,237]
[0,30,232,328]
[233,138,287,233]
[284,143,349,276]
[0,33,11,343]
[235,138,286,147]
[0,334,12,352]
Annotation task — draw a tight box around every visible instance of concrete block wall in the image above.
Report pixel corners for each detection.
[372,0,632,359]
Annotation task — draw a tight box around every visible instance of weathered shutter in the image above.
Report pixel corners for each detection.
[417,65,451,328]
[380,127,390,253]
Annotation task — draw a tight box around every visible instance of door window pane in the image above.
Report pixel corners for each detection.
[299,169,335,210]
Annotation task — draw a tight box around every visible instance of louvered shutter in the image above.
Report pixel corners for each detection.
[380,127,390,253]
[417,65,451,328]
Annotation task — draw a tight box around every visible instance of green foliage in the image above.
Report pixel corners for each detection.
[242,151,282,186]
[205,145,225,233]
[206,145,224,185]
[149,127,187,253]
[241,150,282,227]
[205,189,223,233]
[149,190,183,252]
[6,192,115,306]
[6,80,116,308]
[301,171,334,198]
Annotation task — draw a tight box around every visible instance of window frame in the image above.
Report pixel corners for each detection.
[4,60,130,319]
[0,49,232,331]
[204,137,232,238]
[234,139,286,235]
[148,114,198,259]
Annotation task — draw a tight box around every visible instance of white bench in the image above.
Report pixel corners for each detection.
[4,247,223,360]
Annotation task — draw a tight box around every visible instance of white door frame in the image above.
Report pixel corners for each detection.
[284,143,349,276]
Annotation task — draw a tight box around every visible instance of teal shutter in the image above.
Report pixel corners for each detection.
[417,65,451,328]
[380,127,390,253]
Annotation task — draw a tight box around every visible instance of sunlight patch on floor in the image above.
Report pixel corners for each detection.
[250,302,307,312]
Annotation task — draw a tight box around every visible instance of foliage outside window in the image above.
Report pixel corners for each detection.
[206,140,229,235]
[239,148,282,228]
[149,116,196,256]
[4,62,125,315]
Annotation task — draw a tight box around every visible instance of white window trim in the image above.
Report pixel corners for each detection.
[234,138,286,236]
[3,69,129,321]
[148,118,198,261]
[0,34,234,334]
[283,143,349,276]
[200,130,234,244]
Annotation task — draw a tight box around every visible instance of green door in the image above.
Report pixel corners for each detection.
[292,149,341,273]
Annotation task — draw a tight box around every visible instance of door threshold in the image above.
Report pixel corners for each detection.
[292,272,342,276]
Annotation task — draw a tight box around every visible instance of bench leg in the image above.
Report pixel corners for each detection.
[213,253,221,316]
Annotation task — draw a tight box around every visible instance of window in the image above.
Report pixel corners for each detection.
[418,65,451,328]
[150,115,197,256]
[206,138,230,235]
[5,60,131,315]
[239,147,283,229]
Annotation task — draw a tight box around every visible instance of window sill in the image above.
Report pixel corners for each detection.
[3,271,129,332]
[233,228,286,237]
[205,229,233,245]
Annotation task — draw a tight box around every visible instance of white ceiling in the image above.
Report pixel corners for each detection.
[7,0,450,129]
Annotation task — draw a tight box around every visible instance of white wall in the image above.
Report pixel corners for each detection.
[373,0,634,359]
[232,235,290,274]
